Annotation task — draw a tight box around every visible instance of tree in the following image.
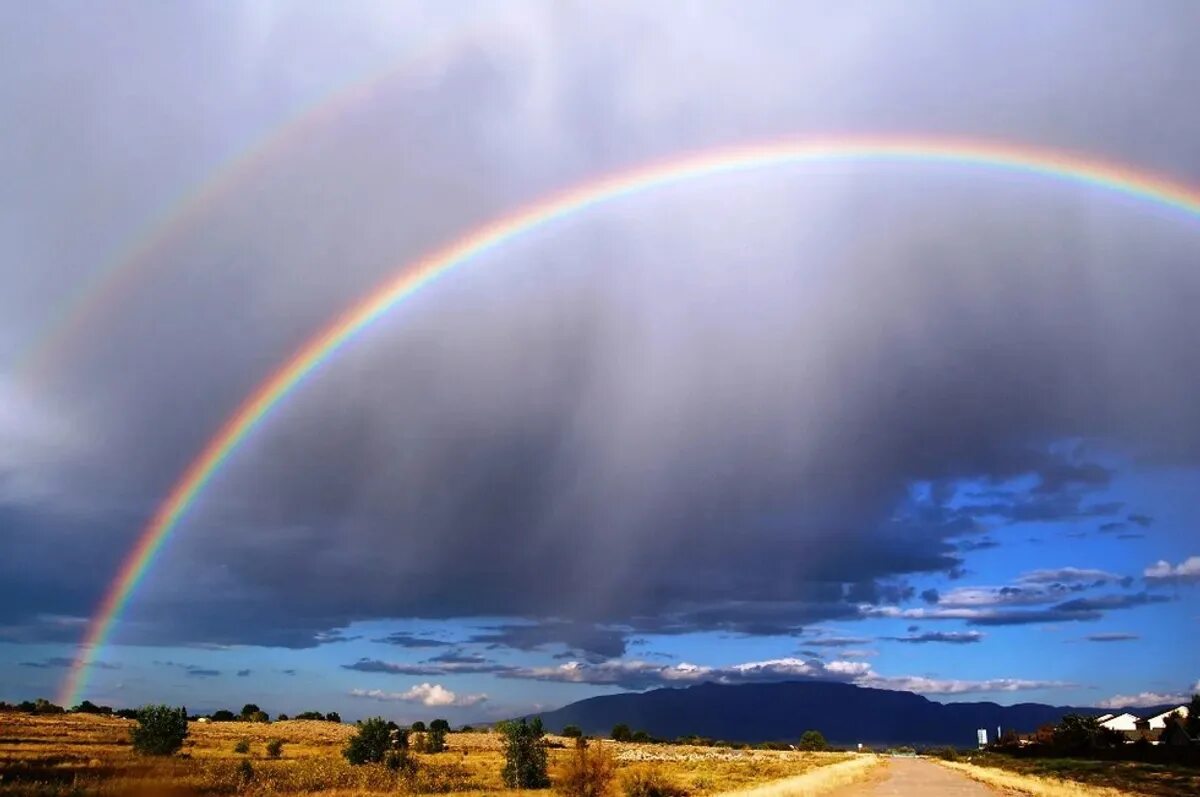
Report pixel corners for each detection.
[426,720,448,753]
[1187,694,1200,736]
[631,730,652,743]
[249,710,270,723]
[411,720,427,732]
[240,703,261,719]
[130,705,189,756]
[211,709,236,722]
[344,717,392,765]
[557,739,617,797]
[326,711,341,723]
[277,713,289,721]
[266,738,284,759]
[611,724,632,742]
[797,730,829,752]
[562,725,583,738]
[499,717,550,788]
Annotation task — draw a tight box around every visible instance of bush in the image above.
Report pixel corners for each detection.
[115,708,139,720]
[386,748,418,774]
[621,766,689,797]
[631,731,652,743]
[426,725,448,753]
[249,710,270,723]
[130,705,189,756]
[277,713,289,721]
[238,759,254,784]
[797,730,829,752]
[344,717,392,765]
[412,720,427,732]
[266,738,284,759]
[241,703,261,719]
[557,740,617,797]
[563,725,584,738]
[611,724,632,742]
[295,711,324,721]
[210,709,236,722]
[234,738,251,754]
[326,711,341,723]
[499,717,550,789]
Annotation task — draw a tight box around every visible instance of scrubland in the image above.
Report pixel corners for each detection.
[0,713,862,796]
[934,753,1200,797]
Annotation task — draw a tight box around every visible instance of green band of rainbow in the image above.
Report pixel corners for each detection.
[60,135,1200,706]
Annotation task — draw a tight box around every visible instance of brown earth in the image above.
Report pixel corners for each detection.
[827,758,998,796]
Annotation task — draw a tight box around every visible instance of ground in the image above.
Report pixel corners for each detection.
[0,712,853,796]
[944,751,1200,797]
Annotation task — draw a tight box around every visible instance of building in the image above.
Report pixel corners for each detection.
[1147,706,1189,730]
[1098,712,1140,732]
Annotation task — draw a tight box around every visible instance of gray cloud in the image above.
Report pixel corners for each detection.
[2,1,1199,656]
[884,631,983,644]
[1084,633,1138,642]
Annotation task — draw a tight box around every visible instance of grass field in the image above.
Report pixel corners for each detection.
[0,713,859,796]
[937,752,1200,797]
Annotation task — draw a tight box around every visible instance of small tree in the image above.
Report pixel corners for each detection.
[266,738,284,759]
[211,709,236,722]
[277,713,289,721]
[234,739,251,754]
[557,739,617,797]
[611,724,632,742]
[240,703,261,720]
[411,720,427,732]
[250,710,270,723]
[631,730,652,743]
[562,725,583,739]
[797,730,829,752]
[499,717,550,789]
[130,705,189,756]
[344,717,392,765]
[426,722,448,753]
[326,711,341,723]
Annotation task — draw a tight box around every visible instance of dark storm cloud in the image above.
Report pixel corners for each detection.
[1085,632,1138,642]
[20,657,119,670]
[884,631,983,644]
[373,633,455,649]
[469,622,628,659]
[3,1,1200,653]
[236,669,251,677]
[342,657,513,676]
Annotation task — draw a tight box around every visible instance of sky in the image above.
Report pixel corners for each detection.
[1,1,1198,726]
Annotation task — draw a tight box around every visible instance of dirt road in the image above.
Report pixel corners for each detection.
[829,758,998,796]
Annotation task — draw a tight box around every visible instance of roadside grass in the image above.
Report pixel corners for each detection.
[0,713,859,796]
[935,753,1200,797]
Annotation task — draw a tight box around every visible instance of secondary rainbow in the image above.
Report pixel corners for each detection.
[14,16,501,389]
[60,135,1200,705]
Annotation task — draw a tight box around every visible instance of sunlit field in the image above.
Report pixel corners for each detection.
[0,713,858,796]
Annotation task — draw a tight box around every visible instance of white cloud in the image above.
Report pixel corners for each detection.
[503,655,1064,696]
[1019,567,1120,584]
[1098,691,1189,709]
[1143,556,1200,584]
[350,683,487,708]
[864,675,1070,695]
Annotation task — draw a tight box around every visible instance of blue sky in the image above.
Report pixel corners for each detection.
[2,1,1199,726]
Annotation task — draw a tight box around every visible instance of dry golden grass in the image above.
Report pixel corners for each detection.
[934,758,1180,797]
[711,756,879,797]
[0,713,857,797]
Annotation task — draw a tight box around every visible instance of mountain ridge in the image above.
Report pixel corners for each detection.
[528,680,1174,746]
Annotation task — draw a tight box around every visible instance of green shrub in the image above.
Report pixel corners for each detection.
[611,724,632,742]
[210,709,236,722]
[563,725,584,738]
[234,738,251,755]
[266,738,284,758]
[344,717,392,765]
[238,758,254,784]
[499,717,550,788]
[797,730,829,752]
[130,705,189,756]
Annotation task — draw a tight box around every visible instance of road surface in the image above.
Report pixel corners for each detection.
[829,758,997,796]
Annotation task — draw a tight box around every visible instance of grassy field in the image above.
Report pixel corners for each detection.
[937,752,1200,797]
[0,713,858,796]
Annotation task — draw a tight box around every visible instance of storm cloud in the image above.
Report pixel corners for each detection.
[2,1,1200,666]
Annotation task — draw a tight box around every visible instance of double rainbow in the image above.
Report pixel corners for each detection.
[60,136,1200,706]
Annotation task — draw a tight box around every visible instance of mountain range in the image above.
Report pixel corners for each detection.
[530,680,1170,746]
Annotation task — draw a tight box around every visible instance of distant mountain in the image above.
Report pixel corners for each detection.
[531,680,1174,746]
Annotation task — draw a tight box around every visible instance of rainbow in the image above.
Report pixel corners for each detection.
[14,16,500,389]
[60,135,1200,705]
